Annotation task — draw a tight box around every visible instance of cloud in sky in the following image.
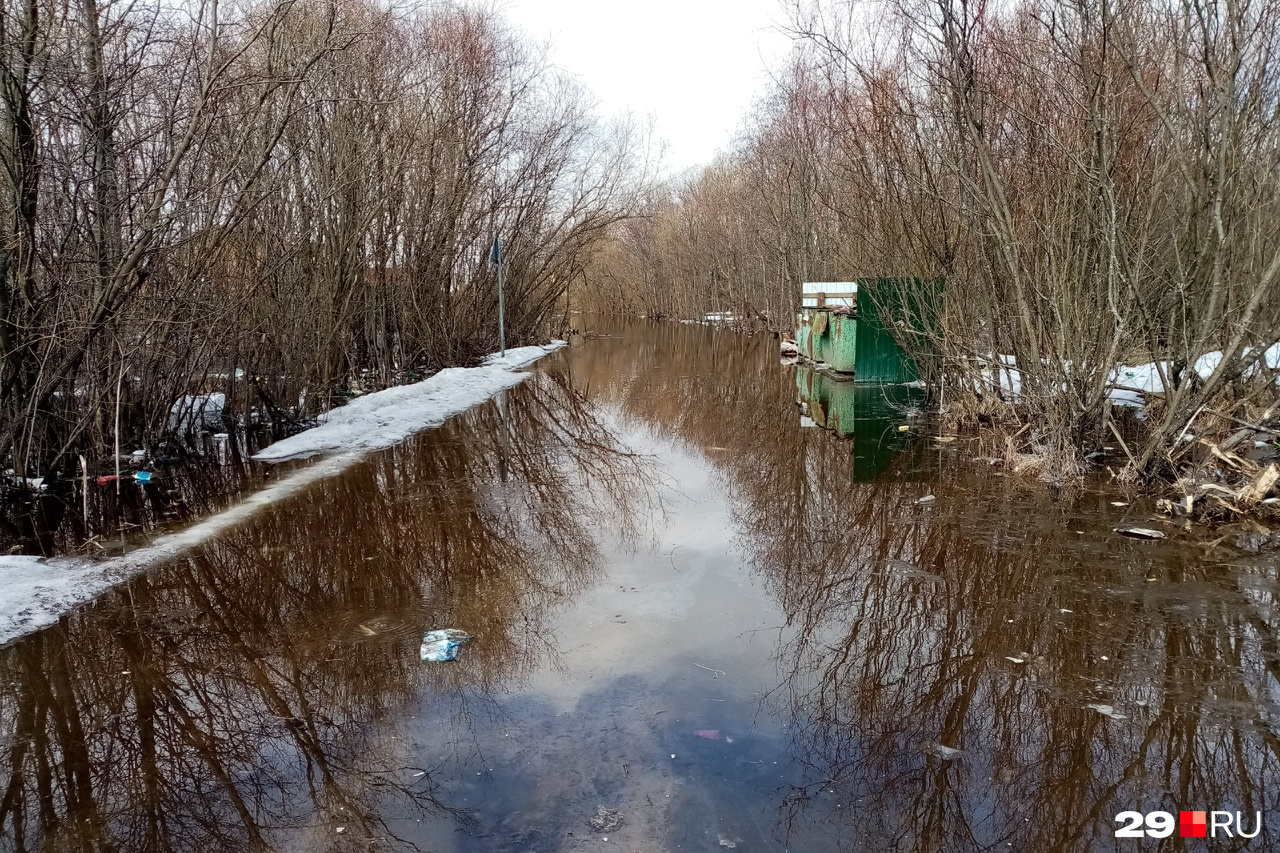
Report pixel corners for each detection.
[498,0,793,174]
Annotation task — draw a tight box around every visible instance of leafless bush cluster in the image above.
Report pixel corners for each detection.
[581,0,1280,482]
[1,0,641,477]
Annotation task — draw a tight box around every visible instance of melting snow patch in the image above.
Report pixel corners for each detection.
[0,555,105,642]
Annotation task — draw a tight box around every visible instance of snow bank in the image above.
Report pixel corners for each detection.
[977,343,1279,407]
[254,342,565,463]
[0,341,565,647]
[1108,344,1280,407]
[0,452,361,646]
[0,555,103,641]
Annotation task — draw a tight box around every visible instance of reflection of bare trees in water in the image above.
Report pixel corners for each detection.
[569,321,1280,850]
[745,452,1280,850]
[0,365,650,852]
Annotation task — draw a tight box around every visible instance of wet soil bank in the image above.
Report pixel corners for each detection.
[1,320,1278,852]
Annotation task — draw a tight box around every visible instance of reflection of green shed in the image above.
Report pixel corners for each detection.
[796,279,940,383]
[795,365,926,481]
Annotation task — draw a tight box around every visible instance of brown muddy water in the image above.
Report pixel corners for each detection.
[3,321,1280,852]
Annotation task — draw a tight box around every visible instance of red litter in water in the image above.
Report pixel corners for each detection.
[694,729,720,740]
[95,475,118,485]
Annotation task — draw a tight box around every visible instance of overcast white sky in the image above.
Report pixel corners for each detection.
[498,0,794,175]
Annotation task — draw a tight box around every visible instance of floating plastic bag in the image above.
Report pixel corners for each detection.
[419,628,472,662]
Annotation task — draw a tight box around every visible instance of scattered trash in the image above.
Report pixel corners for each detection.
[925,742,962,759]
[134,471,153,483]
[1059,609,1073,614]
[718,834,742,848]
[780,339,799,356]
[335,827,345,834]
[1085,703,1127,720]
[916,494,936,505]
[934,435,957,443]
[1005,656,1025,664]
[358,623,378,637]
[419,628,472,662]
[95,475,118,486]
[694,729,721,739]
[694,663,726,678]
[588,807,624,832]
[897,424,911,432]
[1113,527,1165,540]
[1110,501,1129,507]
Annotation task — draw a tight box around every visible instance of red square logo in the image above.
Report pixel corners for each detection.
[1180,811,1207,838]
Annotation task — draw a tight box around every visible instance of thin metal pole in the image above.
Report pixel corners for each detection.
[497,247,506,358]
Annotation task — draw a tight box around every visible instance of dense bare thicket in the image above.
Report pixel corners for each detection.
[580,85,842,327]
[580,0,1280,483]
[1,0,640,478]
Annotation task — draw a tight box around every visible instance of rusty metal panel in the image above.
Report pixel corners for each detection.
[825,314,857,373]
[812,310,828,336]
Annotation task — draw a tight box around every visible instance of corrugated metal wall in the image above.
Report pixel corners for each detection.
[855,281,919,383]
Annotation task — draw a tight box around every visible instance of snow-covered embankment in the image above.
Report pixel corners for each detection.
[0,342,565,646]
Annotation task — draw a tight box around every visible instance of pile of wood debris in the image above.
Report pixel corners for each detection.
[1165,406,1279,520]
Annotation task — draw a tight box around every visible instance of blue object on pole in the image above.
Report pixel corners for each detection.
[490,234,506,357]
[420,628,473,662]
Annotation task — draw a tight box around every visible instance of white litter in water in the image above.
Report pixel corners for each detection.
[1085,703,1127,720]
[925,742,962,759]
[0,343,565,647]
[254,343,564,462]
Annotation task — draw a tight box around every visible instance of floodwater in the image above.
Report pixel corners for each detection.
[3,320,1280,852]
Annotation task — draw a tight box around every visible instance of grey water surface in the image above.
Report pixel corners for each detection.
[2,320,1278,852]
